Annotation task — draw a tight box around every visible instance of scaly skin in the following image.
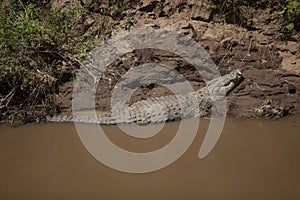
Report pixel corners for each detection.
[49,70,242,124]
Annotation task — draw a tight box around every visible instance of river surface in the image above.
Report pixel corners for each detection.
[0,116,300,200]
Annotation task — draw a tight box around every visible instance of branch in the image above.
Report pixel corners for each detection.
[0,88,16,109]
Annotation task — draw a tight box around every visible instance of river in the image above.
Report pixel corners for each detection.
[0,116,300,200]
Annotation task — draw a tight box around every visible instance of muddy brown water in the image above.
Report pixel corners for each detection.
[0,117,300,200]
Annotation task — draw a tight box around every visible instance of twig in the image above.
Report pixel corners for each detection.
[36,69,57,84]
[0,88,16,109]
[219,43,233,65]
[241,38,253,65]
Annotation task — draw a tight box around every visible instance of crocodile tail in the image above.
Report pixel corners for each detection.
[47,113,112,124]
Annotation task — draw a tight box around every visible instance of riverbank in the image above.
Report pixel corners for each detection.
[56,0,300,120]
[1,0,300,124]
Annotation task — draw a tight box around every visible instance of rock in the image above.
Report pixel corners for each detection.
[254,100,294,119]
[139,1,159,12]
[280,52,300,74]
[190,1,212,22]
[51,0,79,8]
[277,41,299,54]
[85,16,95,26]
[288,84,296,94]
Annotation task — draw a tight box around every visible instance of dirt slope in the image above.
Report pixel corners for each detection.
[52,0,300,119]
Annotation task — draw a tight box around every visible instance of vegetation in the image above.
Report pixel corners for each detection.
[0,0,111,123]
[277,0,300,31]
[211,0,300,32]
[122,18,134,30]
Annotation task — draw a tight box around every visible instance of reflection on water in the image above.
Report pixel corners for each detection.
[0,116,300,200]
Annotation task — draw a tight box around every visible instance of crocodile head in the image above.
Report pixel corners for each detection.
[207,69,242,96]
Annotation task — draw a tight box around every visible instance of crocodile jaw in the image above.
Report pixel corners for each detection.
[207,69,242,96]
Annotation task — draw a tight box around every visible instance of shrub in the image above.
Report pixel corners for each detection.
[0,0,102,123]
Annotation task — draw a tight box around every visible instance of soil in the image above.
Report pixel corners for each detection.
[55,0,300,119]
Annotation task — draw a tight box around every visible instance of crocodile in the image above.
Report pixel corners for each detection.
[48,70,242,124]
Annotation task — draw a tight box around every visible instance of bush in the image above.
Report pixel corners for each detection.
[277,0,300,31]
[0,0,102,123]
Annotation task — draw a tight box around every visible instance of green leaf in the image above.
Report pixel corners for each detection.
[78,48,88,58]
[279,8,286,15]
[286,22,294,31]
[289,0,299,10]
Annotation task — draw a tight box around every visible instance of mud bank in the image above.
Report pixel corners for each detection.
[56,0,300,119]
